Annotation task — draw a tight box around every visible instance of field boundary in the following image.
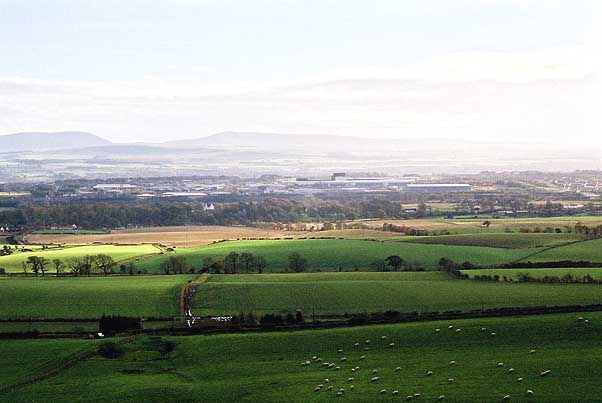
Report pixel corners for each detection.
[0,335,137,395]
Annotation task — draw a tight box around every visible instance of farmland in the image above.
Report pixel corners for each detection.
[399,232,584,249]
[0,275,193,319]
[462,267,602,281]
[137,239,539,272]
[191,272,602,316]
[517,238,602,263]
[24,225,302,248]
[0,244,161,273]
[2,313,602,402]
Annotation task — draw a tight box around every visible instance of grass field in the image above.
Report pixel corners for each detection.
[138,239,539,273]
[0,275,194,319]
[399,233,584,249]
[2,313,602,402]
[462,267,602,281]
[518,238,602,263]
[0,244,161,273]
[191,272,602,316]
[24,225,303,247]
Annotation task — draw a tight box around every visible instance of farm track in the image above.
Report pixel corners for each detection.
[509,239,591,264]
[0,335,137,395]
[180,274,209,325]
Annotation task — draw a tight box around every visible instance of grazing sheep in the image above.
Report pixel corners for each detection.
[389,343,395,347]
[517,377,523,383]
[529,349,536,354]
[341,357,347,362]
[508,368,515,373]
[370,376,380,383]
[540,369,551,377]
[438,395,445,400]
[360,355,366,360]
[392,390,399,395]
[335,366,341,370]
[327,385,333,391]
[503,395,511,401]
[365,340,371,344]
[435,328,441,333]
[578,316,584,321]
[427,371,433,376]
[585,319,590,324]
[449,360,456,366]
[318,384,324,388]
[355,366,360,370]
[348,377,354,382]
[351,368,356,373]
[354,342,360,347]
[480,327,487,332]
[448,325,454,329]
[372,369,378,374]
[414,393,421,398]
[395,367,401,372]
[526,389,533,396]
[497,362,504,367]
[491,332,497,337]
[325,378,330,383]
[448,378,454,383]
[350,385,355,390]
[339,388,345,392]
[455,328,462,333]
[381,335,387,339]
[338,349,344,353]
[329,363,336,368]
[380,389,387,394]
[314,386,321,392]
[364,347,370,351]
[336,391,343,397]
[405,395,414,401]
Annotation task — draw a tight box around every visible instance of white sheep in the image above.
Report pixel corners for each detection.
[517,377,523,383]
[508,368,514,373]
[405,395,414,401]
[540,369,551,377]
[392,390,399,395]
[380,389,387,394]
[526,389,533,395]
[491,332,497,337]
[327,385,333,391]
[372,369,378,374]
[354,342,360,347]
[448,325,454,329]
[381,335,387,339]
[503,395,511,400]
[455,328,462,333]
[365,339,371,344]
[449,360,456,366]
[341,357,347,362]
[497,362,504,367]
[350,385,355,390]
[360,355,366,360]
[370,376,380,382]
[427,370,433,376]
[347,377,354,382]
[529,349,536,354]
[314,386,321,392]
[355,366,360,370]
[438,395,445,401]
[389,342,395,347]
[325,378,330,383]
[480,327,487,332]
[351,368,355,373]
[335,366,341,370]
[435,328,441,333]
[364,347,370,351]
[338,349,344,353]
[336,391,343,397]
[414,393,421,398]
[448,378,454,383]
[395,367,401,372]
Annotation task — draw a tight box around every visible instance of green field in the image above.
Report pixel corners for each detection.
[399,233,584,249]
[138,239,539,272]
[2,313,601,402]
[518,238,602,263]
[0,275,193,319]
[0,244,161,273]
[191,272,602,316]
[463,267,602,281]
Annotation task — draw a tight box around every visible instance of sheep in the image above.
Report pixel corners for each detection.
[370,376,380,383]
[351,368,356,373]
[539,369,551,377]
[365,339,371,344]
[503,395,511,401]
[392,390,399,396]
[448,325,454,329]
[329,363,336,368]
[314,386,321,392]
[585,319,590,324]
[317,384,324,388]
[395,367,401,372]
[480,327,487,332]
[491,332,497,337]
[364,347,370,351]
[455,328,462,333]
[448,378,454,383]
[578,316,584,321]
[517,377,523,383]
[526,389,533,396]
[327,385,333,391]
[350,385,355,390]
[497,362,504,367]
[336,391,343,397]
[380,389,387,394]
[435,328,441,333]
[405,395,414,401]
[335,366,341,370]
[341,357,347,362]
[427,371,433,376]
[325,378,330,383]
[389,342,395,347]
[372,369,378,374]
[355,366,360,370]
[339,388,345,392]
[354,342,360,347]
[381,335,387,339]
[413,393,421,398]
[438,395,445,401]
[360,355,366,360]
[508,368,515,373]
[312,355,318,360]
[529,349,536,354]
[338,349,344,354]
[347,377,354,382]
[449,360,456,366]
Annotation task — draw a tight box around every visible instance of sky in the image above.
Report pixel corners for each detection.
[0,0,599,144]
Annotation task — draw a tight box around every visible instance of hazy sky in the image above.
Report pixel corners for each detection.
[0,0,599,144]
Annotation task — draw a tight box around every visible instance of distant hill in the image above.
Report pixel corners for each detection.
[0,131,111,152]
